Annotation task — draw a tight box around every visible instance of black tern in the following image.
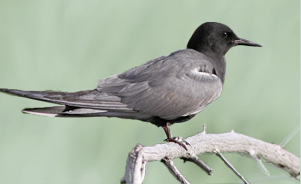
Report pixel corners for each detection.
[0,22,261,147]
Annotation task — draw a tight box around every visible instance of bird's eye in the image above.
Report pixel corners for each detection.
[222,32,229,38]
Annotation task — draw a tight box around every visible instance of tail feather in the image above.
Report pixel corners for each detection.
[22,105,150,120]
[22,105,109,117]
[22,106,67,117]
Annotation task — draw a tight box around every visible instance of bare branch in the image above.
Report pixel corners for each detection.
[121,128,300,184]
[182,156,213,175]
[161,157,190,184]
[121,144,146,184]
[215,149,249,184]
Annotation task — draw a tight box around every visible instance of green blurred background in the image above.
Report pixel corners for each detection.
[0,0,299,183]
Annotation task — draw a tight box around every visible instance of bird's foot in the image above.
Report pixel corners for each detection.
[164,136,191,150]
[162,122,191,150]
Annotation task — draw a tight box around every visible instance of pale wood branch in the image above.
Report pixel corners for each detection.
[215,149,249,184]
[161,157,190,184]
[121,127,300,184]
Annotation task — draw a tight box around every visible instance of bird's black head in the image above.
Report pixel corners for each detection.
[187,22,261,56]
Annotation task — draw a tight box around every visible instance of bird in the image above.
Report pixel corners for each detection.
[0,22,261,148]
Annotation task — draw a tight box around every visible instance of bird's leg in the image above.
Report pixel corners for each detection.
[162,122,173,139]
[162,122,189,150]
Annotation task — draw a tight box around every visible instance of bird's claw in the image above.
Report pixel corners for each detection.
[164,136,191,150]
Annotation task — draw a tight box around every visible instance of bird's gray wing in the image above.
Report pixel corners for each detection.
[96,49,223,120]
[0,89,132,111]
[0,54,170,116]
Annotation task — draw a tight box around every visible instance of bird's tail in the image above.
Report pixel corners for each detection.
[22,106,70,117]
[0,88,101,116]
[22,105,109,117]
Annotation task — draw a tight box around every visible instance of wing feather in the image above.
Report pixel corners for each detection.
[96,49,223,120]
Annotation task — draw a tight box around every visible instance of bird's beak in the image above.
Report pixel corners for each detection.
[233,38,262,47]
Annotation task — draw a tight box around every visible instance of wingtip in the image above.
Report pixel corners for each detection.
[0,88,23,97]
[0,88,8,93]
[0,88,24,96]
